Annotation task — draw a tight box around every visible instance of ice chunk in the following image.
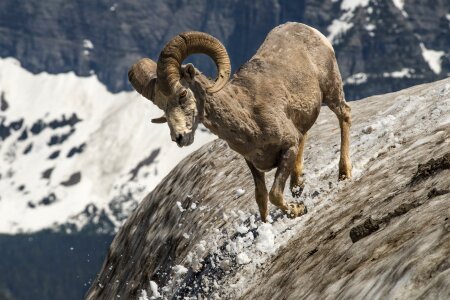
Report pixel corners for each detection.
[176,201,185,212]
[173,265,188,275]
[255,223,276,254]
[235,188,245,197]
[149,281,160,298]
[236,252,251,265]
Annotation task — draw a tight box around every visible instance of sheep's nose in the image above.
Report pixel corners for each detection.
[175,134,183,144]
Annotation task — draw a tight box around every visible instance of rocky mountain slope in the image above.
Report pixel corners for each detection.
[0,0,449,100]
[87,78,450,299]
[0,58,214,234]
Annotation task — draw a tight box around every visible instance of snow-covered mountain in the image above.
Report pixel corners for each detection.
[0,58,214,234]
[0,0,449,100]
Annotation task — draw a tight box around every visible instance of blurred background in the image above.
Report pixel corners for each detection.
[0,0,449,299]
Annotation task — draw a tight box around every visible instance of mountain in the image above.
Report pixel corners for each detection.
[0,0,449,100]
[86,78,450,299]
[0,57,214,234]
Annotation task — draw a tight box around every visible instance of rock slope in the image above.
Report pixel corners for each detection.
[86,78,450,299]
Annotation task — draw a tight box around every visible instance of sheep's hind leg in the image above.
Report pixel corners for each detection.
[330,101,352,180]
[290,133,307,198]
[246,160,269,222]
[269,147,307,218]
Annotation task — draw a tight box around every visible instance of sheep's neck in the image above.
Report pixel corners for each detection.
[201,86,255,152]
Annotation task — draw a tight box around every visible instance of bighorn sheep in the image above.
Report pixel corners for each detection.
[128,22,352,221]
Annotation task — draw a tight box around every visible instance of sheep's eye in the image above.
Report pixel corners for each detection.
[180,90,187,98]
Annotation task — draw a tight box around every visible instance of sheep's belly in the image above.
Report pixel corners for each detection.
[245,147,281,172]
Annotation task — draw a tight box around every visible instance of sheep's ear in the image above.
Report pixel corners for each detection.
[181,63,196,82]
[151,115,167,124]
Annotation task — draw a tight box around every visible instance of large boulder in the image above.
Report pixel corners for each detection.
[87,78,450,299]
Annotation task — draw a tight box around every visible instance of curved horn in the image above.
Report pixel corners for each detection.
[157,31,231,95]
[128,58,157,101]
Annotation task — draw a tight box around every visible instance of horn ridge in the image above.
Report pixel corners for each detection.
[157,31,231,94]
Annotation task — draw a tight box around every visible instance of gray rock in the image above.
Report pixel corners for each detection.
[86,78,450,299]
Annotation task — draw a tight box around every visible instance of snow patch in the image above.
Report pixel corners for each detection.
[138,289,149,300]
[420,43,445,74]
[176,201,186,212]
[149,281,161,298]
[345,73,368,85]
[392,0,408,17]
[172,265,188,275]
[327,17,354,44]
[340,0,370,11]
[83,39,94,49]
[235,188,245,197]
[255,223,277,254]
[236,252,251,265]
[383,68,415,78]
[365,24,376,31]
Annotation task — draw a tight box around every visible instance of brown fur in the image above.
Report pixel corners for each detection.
[130,22,352,221]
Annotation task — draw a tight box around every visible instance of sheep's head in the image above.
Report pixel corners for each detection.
[128,32,231,147]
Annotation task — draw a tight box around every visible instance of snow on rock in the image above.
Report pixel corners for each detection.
[347,69,416,86]
[327,15,354,44]
[83,39,94,49]
[255,223,277,254]
[236,252,251,265]
[327,0,370,44]
[149,281,160,298]
[176,201,185,212]
[383,68,415,78]
[138,290,149,300]
[340,0,370,11]
[420,43,445,74]
[172,265,188,275]
[345,73,368,85]
[235,188,245,197]
[392,0,408,17]
[0,57,214,234]
[86,77,450,300]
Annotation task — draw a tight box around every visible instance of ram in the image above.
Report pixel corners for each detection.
[128,22,352,221]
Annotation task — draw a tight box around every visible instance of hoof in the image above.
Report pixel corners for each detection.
[286,202,308,218]
[338,166,352,181]
[338,173,351,181]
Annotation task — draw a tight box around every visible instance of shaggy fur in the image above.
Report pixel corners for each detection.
[129,22,352,221]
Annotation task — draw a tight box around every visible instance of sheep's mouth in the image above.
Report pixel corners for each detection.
[175,132,194,147]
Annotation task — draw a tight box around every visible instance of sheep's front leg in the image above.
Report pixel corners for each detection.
[269,147,307,218]
[246,160,269,222]
[290,133,307,198]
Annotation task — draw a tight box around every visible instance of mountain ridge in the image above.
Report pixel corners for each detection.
[0,0,449,100]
